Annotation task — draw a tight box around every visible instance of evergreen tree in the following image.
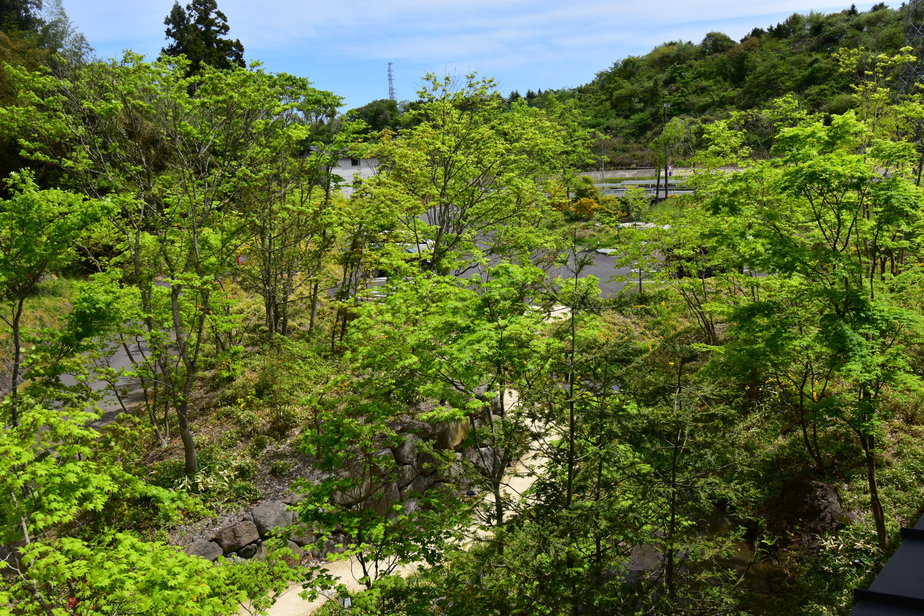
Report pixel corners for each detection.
[0,0,42,33]
[162,0,244,74]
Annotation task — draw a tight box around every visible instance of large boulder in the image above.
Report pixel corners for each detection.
[285,541,306,565]
[415,451,438,476]
[288,524,315,548]
[373,448,396,473]
[237,543,259,559]
[333,477,372,507]
[213,520,260,553]
[403,474,435,498]
[393,418,439,440]
[627,544,661,583]
[370,482,401,517]
[401,498,421,516]
[463,446,505,477]
[186,539,223,561]
[397,464,416,488]
[252,501,296,538]
[765,479,847,546]
[393,435,420,466]
[436,421,469,451]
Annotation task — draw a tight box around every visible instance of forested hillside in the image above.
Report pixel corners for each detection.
[2,2,924,616]
[350,3,911,167]
[567,2,906,162]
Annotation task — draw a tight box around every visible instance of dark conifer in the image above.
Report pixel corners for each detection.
[0,0,43,33]
[162,0,244,74]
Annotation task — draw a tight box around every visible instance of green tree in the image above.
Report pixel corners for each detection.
[0,172,110,427]
[345,98,402,136]
[162,0,244,74]
[364,74,579,276]
[0,404,301,615]
[4,55,340,474]
[0,0,42,33]
[227,74,344,339]
[696,109,924,549]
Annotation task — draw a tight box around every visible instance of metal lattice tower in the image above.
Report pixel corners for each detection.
[899,0,924,93]
[388,62,396,101]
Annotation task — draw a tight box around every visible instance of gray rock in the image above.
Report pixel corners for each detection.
[283,491,306,506]
[764,479,846,549]
[436,421,469,451]
[213,520,260,553]
[765,480,845,536]
[401,498,421,515]
[440,452,465,480]
[238,542,259,559]
[404,474,435,497]
[375,448,396,470]
[286,541,306,564]
[397,464,416,487]
[252,500,296,538]
[627,544,661,583]
[393,418,438,440]
[415,452,437,476]
[312,533,348,560]
[370,482,401,517]
[186,539,223,561]
[464,446,505,476]
[333,473,373,507]
[288,524,315,547]
[393,434,420,466]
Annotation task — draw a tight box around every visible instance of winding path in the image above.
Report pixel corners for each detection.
[240,384,552,615]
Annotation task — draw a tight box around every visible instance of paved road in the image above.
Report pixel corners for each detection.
[544,248,652,297]
[59,336,147,427]
[81,247,652,427]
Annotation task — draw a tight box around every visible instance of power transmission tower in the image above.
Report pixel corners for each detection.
[388,62,396,101]
[900,0,924,93]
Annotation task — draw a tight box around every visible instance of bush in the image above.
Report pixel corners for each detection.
[269,458,295,476]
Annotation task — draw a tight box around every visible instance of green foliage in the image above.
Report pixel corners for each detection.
[2,534,303,616]
[344,98,403,137]
[162,0,245,74]
[4,12,924,613]
[549,4,908,162]
[621,185,651,221]
[0,170,109,300]
[362,73,585,275]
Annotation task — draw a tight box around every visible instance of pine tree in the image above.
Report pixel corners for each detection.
[162,0,244,74]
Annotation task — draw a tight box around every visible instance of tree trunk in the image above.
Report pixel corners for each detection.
[177,403,198,476]
[9,296,25,427]
[655,166,662,202]
[308,279,320,335]
[863,433,887,549]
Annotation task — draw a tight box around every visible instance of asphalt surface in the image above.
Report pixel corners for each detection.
[544,247,648,297]
[76,245,650,426]
[59,335,147,427]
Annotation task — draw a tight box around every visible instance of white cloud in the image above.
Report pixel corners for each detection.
[61,0,894,108]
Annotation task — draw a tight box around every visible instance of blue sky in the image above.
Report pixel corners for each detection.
[63,0,891,111]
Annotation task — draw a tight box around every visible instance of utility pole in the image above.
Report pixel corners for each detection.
[600,137,605,183]
[663,103,670,200]
[388,62,396,101]
[899,0,924,184]
[899,0,924,94]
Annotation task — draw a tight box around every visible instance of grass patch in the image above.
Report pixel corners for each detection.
[0,276,77,371]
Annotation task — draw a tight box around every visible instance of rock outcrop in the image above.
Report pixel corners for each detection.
[213,520,260,553]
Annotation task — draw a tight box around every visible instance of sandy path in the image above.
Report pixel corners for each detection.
[243,313,566,615]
